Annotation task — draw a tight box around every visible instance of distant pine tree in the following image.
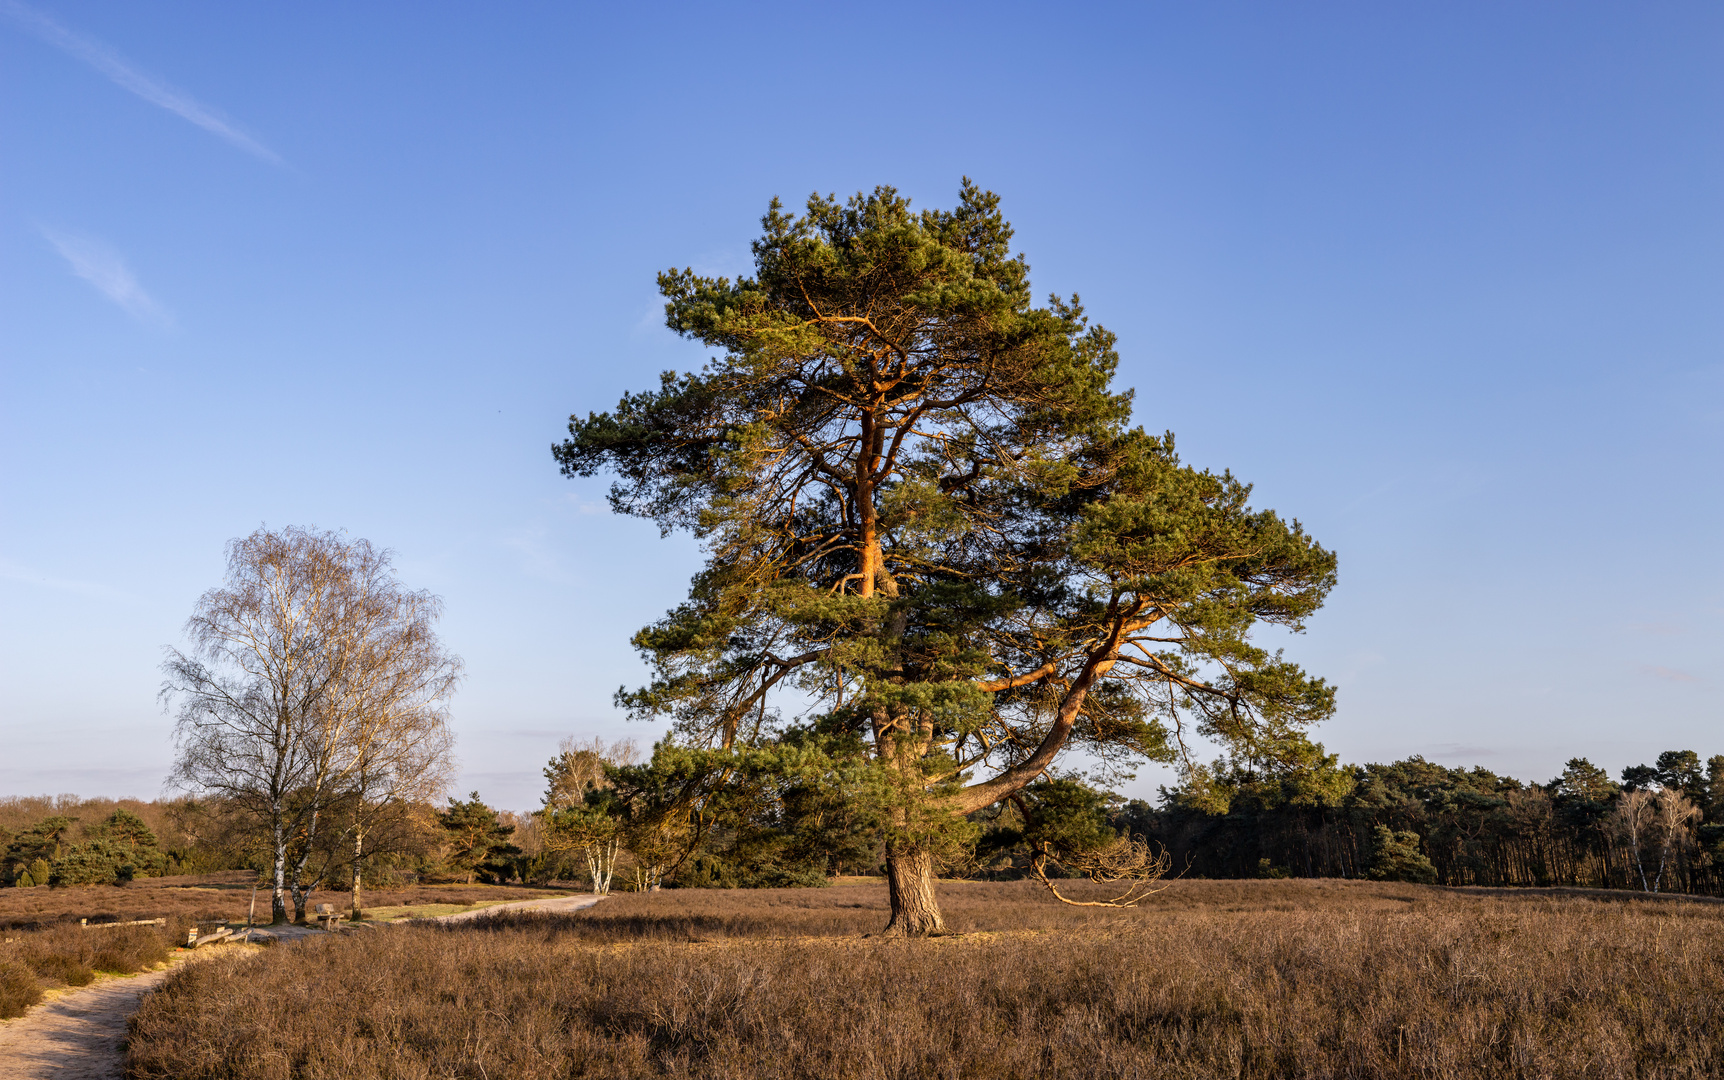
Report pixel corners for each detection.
[1367,825,1436,884]
[97,809,168,878]
[438,793,517,884]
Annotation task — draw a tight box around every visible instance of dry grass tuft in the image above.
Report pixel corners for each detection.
[126,879,1724,1079]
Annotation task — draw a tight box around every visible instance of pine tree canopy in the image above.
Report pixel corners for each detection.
[555,181,1338,823]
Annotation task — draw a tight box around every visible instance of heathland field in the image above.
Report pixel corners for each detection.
[0,872,573,1019]
[0,871,570,933]
[126,879,1724,1079]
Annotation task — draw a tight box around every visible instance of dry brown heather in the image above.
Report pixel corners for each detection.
[0,873,569,1016]
[0,871,568,931]
[0,920,183,1018]
[127,878,1724,1080]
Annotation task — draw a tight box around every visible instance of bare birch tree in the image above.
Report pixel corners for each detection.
[541,737,638,895]
[1611,788,1702,893]
[163,526,460,923]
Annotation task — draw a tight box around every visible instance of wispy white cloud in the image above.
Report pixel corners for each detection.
[688,245,753,281]
[2,0,280,163]
[562,493,608,515]
[1640,665,1699,684]
[631,300,669,336]
[38,226,171,324]
[499,529,579,585]
[0,556,132,600]
[1423,742,1499,760]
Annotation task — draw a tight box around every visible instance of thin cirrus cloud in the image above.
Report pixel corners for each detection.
[38,226,171,325]
[2,0,280,164]
[0,556,133,600]
[1640,665,1700,684]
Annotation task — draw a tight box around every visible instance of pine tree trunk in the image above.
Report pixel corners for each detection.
[883,844,946,936]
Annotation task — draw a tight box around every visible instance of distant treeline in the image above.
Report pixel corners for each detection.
[1120,750,1724,895]
[531,739,1724,899]
[0,797,199,888]
[0,794,543,892]
[7,747,1722,897]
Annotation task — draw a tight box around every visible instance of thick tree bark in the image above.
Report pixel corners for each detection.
[883,843,946,936]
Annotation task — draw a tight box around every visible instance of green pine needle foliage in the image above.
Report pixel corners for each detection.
[556,181,1338,872]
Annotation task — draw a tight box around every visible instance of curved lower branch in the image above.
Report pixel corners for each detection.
[1030,838,1174,908]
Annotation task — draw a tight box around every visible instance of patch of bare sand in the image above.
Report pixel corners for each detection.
[424,892,603,923]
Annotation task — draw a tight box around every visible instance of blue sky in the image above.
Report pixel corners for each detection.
[2,2,1719,811]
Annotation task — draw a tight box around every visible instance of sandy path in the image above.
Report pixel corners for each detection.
[425,892,604,922]
[0,893,603,1078]
[0,962,185,1080]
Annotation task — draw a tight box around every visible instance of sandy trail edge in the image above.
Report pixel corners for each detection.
[0,893,604,1079]
[0,959,194,1080]
[423,891,604,923]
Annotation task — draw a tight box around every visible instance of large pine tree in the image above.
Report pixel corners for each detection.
[557,182,1338,934]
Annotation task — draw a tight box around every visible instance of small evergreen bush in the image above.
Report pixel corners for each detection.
[48,842,123,887]
[1367,825,1438,884]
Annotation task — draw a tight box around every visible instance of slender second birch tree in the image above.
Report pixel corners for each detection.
[334,588,460,920]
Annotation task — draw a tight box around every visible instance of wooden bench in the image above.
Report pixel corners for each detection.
[185,925,234,948]
[311,903,345,930]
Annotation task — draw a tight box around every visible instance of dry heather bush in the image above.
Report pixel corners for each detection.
[0,870,566,1018]
[128,879,1724,1079]
[477,878,1376,943]
[0,959,39,1019]
[0,920,182,1018]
